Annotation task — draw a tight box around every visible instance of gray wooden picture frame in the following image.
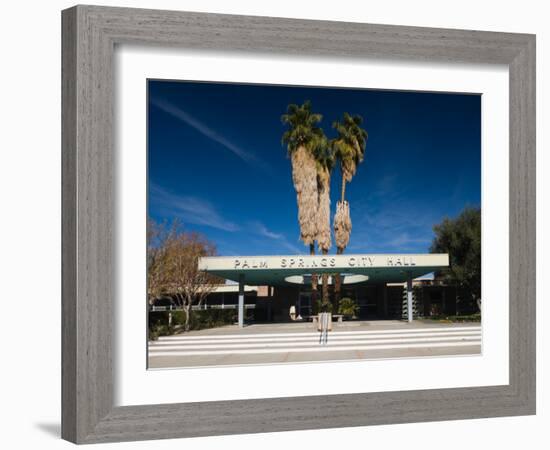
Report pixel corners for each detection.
[61,4,536,444]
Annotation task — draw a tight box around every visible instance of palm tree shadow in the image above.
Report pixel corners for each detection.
[35,422,61,438]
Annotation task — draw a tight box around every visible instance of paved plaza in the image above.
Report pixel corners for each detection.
[148,320,481,368]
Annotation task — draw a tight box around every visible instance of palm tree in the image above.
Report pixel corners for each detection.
[314,143,334,309]
[282,101,326,302]
[331,113,368,301]
[332,113,368,204]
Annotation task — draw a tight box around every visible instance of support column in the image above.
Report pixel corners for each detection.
[407,272,413,323]
[383,284,388,318]
[238,273,245,328]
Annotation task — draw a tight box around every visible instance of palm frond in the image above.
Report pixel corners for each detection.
[281,100,327,247]
[332,112,368,182]
[334,200,352,251]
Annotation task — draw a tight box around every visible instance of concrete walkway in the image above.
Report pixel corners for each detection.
[148,320,481,369]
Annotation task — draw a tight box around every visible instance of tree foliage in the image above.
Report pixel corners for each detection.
[315,144,335,306]
[281,104,368,307]
[281,101,328,302]
[147,218,177,304]
[430,207,481,303]
[147,219,220,330]
[314,143,335,251]
[281,101,326,157]
[281,101,327,249]
[331,112,367,302]
[331,113,367,253]
[332,112,368,200]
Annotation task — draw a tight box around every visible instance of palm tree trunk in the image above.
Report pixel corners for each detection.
[341,170,347,203]
[334,247,343,303]
[310,243,318,310]
[321,249,330,308]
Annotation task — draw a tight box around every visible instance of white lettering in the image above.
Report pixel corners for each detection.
[232,255,419,271]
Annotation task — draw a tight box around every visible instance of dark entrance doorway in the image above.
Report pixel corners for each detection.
[297,291,312,318]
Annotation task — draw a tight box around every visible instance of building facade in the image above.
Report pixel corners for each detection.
[194,253,458,326]
[173,280,465,322]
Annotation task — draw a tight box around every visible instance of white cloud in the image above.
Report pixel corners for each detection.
[387,232,432,248]
[249,221,301,254]
[150,97,274,176]
[252,221,284,240]
[150,183,239,232]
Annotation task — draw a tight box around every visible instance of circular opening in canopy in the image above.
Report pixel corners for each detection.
[284,274,369,285]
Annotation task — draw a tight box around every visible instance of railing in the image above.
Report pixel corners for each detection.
[150,304,256,312]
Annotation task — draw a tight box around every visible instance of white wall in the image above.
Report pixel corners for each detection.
[0,1,546,449]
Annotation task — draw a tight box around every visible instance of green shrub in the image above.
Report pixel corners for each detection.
[148,328,159,341]
[312,299,320,315]
[148,322,176,341]
[148,311,170,329]
[338,297,359,317]
[148,311,180,339]
[171,310,186,326]
[148,308,238,337]
[425,312,481,322]
[187,308,236,331]
[312,299,334,314]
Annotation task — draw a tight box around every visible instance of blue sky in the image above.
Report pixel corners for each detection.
[148,80,481,256]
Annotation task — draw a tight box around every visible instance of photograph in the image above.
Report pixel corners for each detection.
[146,80,482,369]
[0,0,541,447]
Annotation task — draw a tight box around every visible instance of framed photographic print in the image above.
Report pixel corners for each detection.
[62,4,536,444]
